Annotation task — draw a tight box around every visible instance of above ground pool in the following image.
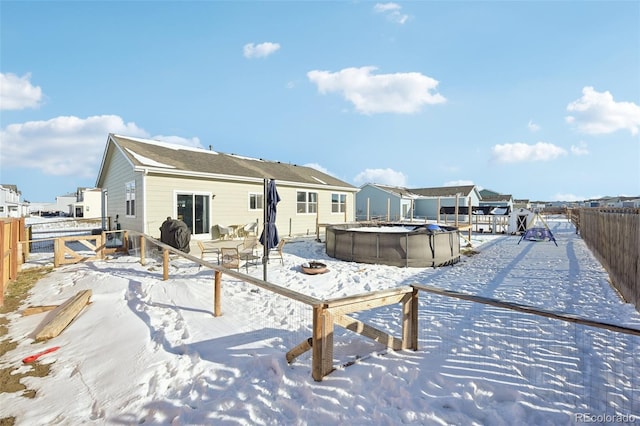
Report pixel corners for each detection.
[325,222,461,268]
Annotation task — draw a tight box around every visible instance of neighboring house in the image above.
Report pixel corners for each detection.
[0,184,28,218]
[530,201,547,212]
[513,199,531,210]
[28,202,58,215]
[70,187,103,218]
[478,189,514,212]
[475,189,514,234]
[95,134,358,239]
[356,183,481,222]
[592,196,640,208]
[411,185,482,221]
[355,184,418,221]
[55,194,77,215]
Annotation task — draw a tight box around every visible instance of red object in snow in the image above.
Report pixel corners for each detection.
[22,346,61,364]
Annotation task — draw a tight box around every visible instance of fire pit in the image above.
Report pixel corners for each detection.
[301,261,328,275]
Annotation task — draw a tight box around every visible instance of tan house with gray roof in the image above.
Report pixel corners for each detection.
[95,134,357,239]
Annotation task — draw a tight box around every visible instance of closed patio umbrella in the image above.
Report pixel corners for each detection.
[259,179,281,280]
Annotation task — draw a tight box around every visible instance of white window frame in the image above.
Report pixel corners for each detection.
[125,181,136,217]
[249,192,263,211]
[331,193,346,214]
[297,191,318,214]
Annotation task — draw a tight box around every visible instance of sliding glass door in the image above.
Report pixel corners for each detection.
[177,193,210,235]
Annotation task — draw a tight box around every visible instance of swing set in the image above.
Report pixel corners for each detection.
[517,212,558,246]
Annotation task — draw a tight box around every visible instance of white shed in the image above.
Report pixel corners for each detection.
[509,208,536,234]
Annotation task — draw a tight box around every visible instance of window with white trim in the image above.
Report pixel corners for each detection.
[331,193,346,213]
[249,193,263,210]
[297,191,317,214]
[125,181,136,216]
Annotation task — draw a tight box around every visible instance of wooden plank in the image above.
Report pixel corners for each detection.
[286,337,312,363]
[22,305,59,316]
[413,283,640,337]
[324,286,413,310]
[325,294,407,316]
[334,313,402,350]
[34,290,92,341]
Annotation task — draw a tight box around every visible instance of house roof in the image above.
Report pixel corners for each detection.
[0,184,20,194]
[480,194,513,202]
[99,134,356,190]
[364,183,480,199]
[479,189,501,198]
[364,184,418,198]
[409,185,478,198]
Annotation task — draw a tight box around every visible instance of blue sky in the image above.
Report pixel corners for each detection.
[1,1,639,203]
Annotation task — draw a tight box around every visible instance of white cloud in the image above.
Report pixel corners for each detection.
[374,3,401,13]
[0,115,199,178]
[565,86,640,135]
[570,141,589,156]
[527,120,540,132]
[307,66,445,114]
[353,168,407,186]
[0,72,43,110]
[373,3,409,24]
[491,142,567,164]
[243,42,281,59]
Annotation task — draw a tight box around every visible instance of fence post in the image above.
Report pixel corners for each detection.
[214,270,222,316]
[0,221,5,307]
[54,238,61,268]
[163,249,169,280]
[312,304,334,381]
[401,288,419,350]
[99,232,106,259]
[139,236,146,266]
[9,219,18,281]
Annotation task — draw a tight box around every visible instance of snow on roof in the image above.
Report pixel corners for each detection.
[113,134,219,155]
[124,148,176,168]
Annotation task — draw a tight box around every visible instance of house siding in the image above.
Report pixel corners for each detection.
[415,195,476,220]
[356,185,401,221]
[101,146,144,232]
[143,173,354,239]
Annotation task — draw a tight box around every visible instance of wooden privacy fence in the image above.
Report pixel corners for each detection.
[571,208,640,311]
[0,217,25,307]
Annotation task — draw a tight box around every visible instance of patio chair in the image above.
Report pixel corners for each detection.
[267,239,286,265]
[220,247,240,270]
[217,224,232,240]
[241,222,258,237]
[197,241,220,264]
[237,235,259,256]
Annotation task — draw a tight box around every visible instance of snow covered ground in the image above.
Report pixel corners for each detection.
[1,217,639,425]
